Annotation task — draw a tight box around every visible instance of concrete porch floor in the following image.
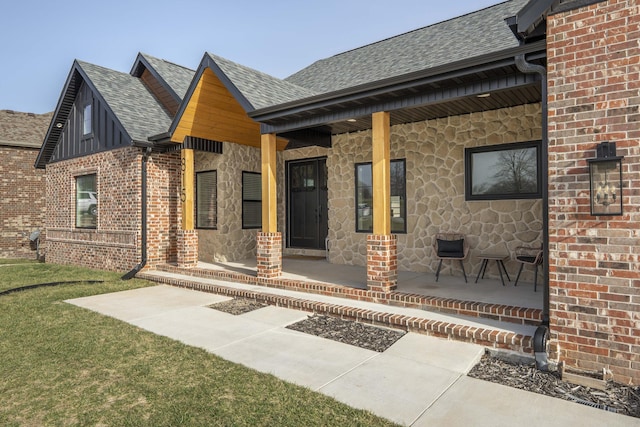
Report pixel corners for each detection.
[196,256,543,310]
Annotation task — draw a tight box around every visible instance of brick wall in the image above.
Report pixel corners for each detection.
[45,147,180,272]
[147,151,181,267]
[0,146,46,259]
[547,0,640,385]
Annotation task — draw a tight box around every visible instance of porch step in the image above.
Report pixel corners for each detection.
[155,263,543,327]
[139,268,538,354]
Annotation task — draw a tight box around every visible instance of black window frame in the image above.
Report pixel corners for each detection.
[196,170,217,230]
[355,159,407,234]
[465,140,543,201]
[75,173,97,229]
[242,171,262,229]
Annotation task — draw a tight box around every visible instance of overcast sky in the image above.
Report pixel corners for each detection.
[1,0,506,114]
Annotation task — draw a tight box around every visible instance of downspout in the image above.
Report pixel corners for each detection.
[515,54,550,370]
[122,146,152,280]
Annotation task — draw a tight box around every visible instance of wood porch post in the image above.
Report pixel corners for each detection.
[367,111,397,292]
[178,147,198,267]
[372,111,391,235]
[261,133,277,233]
[257,133,281,280]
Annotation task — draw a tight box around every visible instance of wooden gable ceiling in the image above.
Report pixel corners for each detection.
[171,68,287,150]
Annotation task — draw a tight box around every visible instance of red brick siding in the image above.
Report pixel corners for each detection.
[547,0,640,385]
[45,147,181,272]
[256,232,282,279]
[147,152,181,267]
[0,146,46,259]
[366,234,398,292]
[177,229,198,267]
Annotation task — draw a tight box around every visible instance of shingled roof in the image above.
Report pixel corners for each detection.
[205,53,316,111]
[170,0,537,141]
[136,53,195,101]
[77,61,172,142]
[0,110,53,149]
[285,0,529,95]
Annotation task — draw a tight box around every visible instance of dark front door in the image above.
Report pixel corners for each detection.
[287,158,328,250]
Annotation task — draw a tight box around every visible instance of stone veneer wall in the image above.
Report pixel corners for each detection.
[196,142,261,263]
[0,146,46,259]
[195,104,542,280]
[309,104,544,279]
[547,0,640,385]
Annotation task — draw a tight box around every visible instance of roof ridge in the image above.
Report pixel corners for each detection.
[76,59,131,77]
[139,52,195,72]
[325,0,515,60]
[207,52,316,94]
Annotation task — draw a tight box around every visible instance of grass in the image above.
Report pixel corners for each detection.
[0,261,397,426]
[0,257,39,265]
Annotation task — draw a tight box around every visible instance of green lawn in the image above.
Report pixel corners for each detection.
[0,261,397,426]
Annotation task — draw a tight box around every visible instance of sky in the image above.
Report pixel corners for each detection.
[1,0,506,114]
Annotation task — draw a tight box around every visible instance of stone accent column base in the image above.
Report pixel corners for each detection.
[367,234,397,292]
[177,229,198,268]
[257,232,282,280]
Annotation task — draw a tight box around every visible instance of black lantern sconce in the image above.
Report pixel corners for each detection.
[588,141,624,216]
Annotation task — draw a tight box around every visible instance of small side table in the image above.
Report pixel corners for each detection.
[475,252,511,286]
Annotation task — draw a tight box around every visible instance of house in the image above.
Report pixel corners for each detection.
[35,54,194,271]
[37,0,640,385]
[0,109,52,259]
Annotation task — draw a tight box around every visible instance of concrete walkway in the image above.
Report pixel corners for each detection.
[67,285,639,426]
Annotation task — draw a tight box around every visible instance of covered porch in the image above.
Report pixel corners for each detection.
[143,255,542,354]
[162,36,549,332]
[203,256,541,309]
[155,256,543,326]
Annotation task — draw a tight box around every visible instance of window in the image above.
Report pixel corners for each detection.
[242,171,261,229]
[82,103,92,136]
[196,171,217,229]
[465,141,542,200]
[355,159,406,233]
[76,174,97,228]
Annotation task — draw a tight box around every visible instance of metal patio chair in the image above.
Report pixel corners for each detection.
[513,245,543,291]
[433,232,469,283]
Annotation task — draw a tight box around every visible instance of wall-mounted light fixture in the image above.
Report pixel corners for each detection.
[588,141,624,216]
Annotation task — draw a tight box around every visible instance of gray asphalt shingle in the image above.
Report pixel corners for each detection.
[285,0,528,94]
[78,61,172,142]
[140,54,195,100]
[206,53,317,111]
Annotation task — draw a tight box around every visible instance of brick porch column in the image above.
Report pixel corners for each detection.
[177,229,198,268]
[257,232,282,280]
[366,234,397,292]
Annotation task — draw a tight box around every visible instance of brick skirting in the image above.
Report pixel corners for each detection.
[155,263,542,327]
[141,271,534,354]
[256,232,282,279]
[177,229,198,268]
[366,234,398,292]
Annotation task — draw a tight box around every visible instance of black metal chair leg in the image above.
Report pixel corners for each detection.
[534,265,539,292]
[459,260,467,283]
[514,263,524,287]
[500,260,511,282]
[475,259,486,283]
[435,259,443,282]
[481,260,489,279]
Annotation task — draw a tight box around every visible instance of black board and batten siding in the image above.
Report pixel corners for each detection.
[50,82,130,163]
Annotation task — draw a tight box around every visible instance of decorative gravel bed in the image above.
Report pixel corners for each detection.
[208,298,267,315]
[209,297,640,418]
[286,315,406,352]
[468,353,640,419]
